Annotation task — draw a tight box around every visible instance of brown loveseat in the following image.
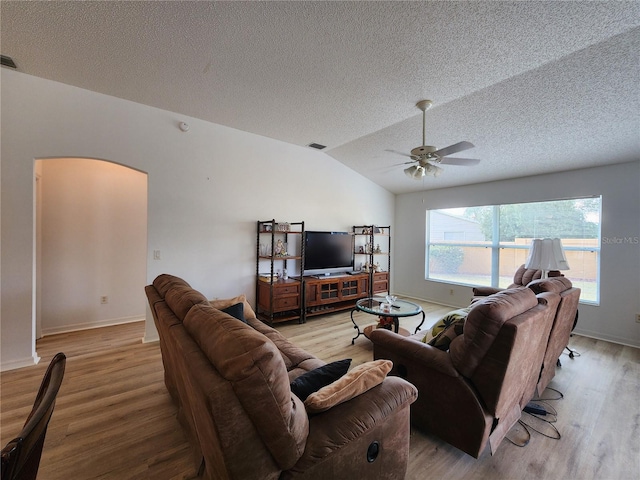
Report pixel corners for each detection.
[369,287,560,458]
[471,264,561,299]
[145,274,418,480]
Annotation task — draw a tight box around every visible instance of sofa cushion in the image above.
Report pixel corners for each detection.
[210,294,256,320]
[304,360,393,413]
[164,285,210,321]
[221,302,247,323]
[290,359,351,401]
[183,303,308,470]
[513,264,542,287]
[449,288,538,379]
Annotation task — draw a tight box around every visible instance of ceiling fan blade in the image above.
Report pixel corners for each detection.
[439,157,481,166]
[433,141,475,158]
[391,160,417,166]
[385,149,413,158]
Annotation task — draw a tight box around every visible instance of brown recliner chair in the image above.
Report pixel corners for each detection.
[370,288,560,458]
[527,276,581,395]
[471,264,560,299]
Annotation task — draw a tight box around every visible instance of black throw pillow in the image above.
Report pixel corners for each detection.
[290,359,352,401]
[221,302,247,323]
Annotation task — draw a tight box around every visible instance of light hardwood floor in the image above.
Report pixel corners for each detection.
[2,300,639,479]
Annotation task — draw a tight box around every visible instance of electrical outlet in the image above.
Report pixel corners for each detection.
[100,296,108,304]
[153,250,161,260]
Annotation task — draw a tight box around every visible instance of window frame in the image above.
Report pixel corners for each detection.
[425,197,601,305]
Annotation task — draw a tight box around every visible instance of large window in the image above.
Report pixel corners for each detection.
[426,197,601,303]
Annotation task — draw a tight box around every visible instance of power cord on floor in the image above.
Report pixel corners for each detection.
[532,386,564,402]
[505,420,531,447]
[506,388,564,447]
[520,402,561,440]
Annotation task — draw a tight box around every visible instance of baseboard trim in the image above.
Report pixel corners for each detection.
[572,330,640,349]
[394,292,462,310]
[1,353,41,372]
[40,315,145,337]
[142,332,159,344]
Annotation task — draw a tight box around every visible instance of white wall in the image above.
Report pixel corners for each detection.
[1,70,394,370]
[38,158,147,335]
[394,162,640,347]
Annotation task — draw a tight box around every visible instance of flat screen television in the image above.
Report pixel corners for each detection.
[304,231,354,276]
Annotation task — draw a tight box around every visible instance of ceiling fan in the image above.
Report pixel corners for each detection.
[394,100,480,179]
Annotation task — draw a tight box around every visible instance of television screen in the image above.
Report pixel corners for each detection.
[304,231,354,274]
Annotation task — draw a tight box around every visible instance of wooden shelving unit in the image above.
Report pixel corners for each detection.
[255,219,304,324]
[353,225,391,296]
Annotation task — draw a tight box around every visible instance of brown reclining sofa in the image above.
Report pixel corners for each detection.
[145,274,418,480]
[370,287,561,458]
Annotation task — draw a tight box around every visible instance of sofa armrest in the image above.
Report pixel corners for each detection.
[369,329,459,378]
[287,376,416,474]
[472,286,503,296]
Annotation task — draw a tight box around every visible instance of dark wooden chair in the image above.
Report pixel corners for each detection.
[1,352,66,480]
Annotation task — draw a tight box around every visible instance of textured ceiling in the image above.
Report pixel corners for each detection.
[2,1,639,194]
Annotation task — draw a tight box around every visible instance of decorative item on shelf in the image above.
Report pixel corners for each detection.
[282,268,288,280]
[373,226,381,234]
[276,222,290,232]
[374,244,382,253]
[373,262,381,272]
[264,223,272,232]
[259,273,278,283]
[274,239,288,256]
[363,262,371,272]
[358,245,364,254]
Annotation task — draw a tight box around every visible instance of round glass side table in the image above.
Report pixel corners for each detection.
[351,297,425,344]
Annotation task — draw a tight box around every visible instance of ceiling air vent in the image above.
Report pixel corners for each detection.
[1,55,17,69]
[307,142,327,150]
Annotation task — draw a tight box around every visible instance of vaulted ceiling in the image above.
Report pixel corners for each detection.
[2,1,639,193]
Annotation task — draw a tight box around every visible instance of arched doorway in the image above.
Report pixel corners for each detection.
[35,158,148,350]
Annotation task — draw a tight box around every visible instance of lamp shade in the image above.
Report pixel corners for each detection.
[424,163,443,177]
[525,238,570,271]
[404,165,425,179]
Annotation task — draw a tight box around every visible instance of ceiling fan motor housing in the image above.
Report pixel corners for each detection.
[411,145,437,159]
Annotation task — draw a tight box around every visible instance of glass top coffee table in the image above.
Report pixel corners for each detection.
[351,297,425,345]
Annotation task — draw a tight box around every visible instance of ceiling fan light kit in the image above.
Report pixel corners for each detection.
[404,165,423,179]
[404,163,442,179]
[394,99,481,180]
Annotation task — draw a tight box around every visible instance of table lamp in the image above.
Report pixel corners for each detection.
[525,238,570,278]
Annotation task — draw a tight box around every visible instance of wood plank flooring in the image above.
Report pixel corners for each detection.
[2,299,639,479]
